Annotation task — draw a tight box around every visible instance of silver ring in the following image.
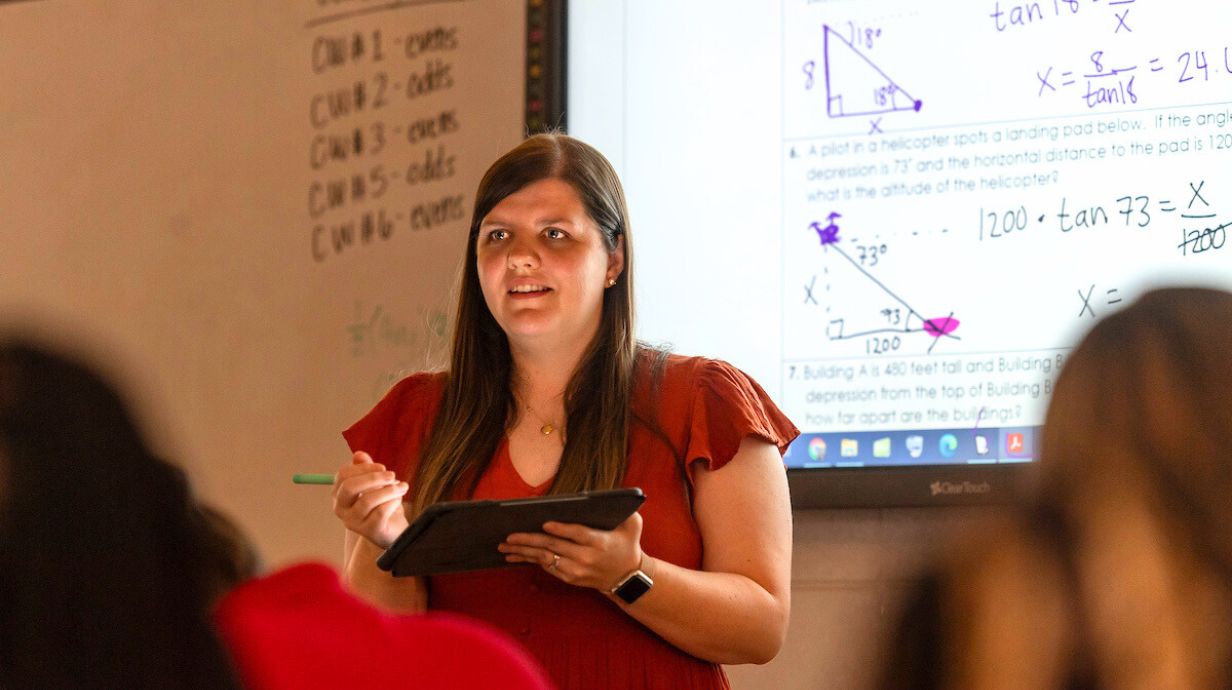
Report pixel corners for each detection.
[549,553,560,570]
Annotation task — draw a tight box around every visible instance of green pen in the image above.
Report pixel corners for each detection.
[292,473,335,485]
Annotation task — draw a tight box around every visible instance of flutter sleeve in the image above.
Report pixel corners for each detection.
[341,372,445,480]
[682,358,800,483]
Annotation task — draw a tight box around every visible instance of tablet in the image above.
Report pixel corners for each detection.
[376,487,646,577]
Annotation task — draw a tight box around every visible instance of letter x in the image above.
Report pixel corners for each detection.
[1037,67,1056,96]
[1188,180,1210,209]
[1114,9,1132,33]
[803,276,818,305]
[1077,284,1096,318]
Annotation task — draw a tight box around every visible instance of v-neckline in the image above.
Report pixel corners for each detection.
[496,436,554,494]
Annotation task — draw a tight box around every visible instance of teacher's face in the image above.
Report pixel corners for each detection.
[476,178,622,349]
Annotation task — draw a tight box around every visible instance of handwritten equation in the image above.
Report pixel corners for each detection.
[1036,46,1232,109]
[1075,283,1124,319]
[985,0,1232,108]
[991,0,1141,35]
[977,179,1229,257]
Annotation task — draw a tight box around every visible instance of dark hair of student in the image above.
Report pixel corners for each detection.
[199,502,263,605]
[410,133,639,514]
[1039,286,1232,582]
[0,339,244,689]
[1028,287,1232,688]
[879,287,1232,690]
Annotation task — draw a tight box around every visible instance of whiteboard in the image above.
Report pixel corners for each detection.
[0,0,525,564]
[569,1,1232,476]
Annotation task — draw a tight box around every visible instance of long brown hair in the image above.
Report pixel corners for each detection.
[879,288,1232,690]
[1028,289,1232,689]
[1039,287,1232,577]
[409,134,637,514]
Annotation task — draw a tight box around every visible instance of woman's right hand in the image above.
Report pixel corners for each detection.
[331,451,410,549]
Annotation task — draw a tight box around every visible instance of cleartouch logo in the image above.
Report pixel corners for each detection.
[929,480,993,497]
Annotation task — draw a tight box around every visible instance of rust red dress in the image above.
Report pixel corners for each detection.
[343,352,799,690]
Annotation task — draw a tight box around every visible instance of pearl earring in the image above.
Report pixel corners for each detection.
[606,278,617,288]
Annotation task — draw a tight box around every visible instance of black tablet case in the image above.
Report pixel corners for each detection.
[376,487,646,577]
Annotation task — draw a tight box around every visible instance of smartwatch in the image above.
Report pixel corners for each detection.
[610,566,654,604]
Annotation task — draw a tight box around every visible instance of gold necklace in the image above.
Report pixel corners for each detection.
[519,396,563,436]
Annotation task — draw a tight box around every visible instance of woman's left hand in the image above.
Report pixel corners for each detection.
[500,511,644,591]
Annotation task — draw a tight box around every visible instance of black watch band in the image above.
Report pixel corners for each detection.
[610,569,653,604]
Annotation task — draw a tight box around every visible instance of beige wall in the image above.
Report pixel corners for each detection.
[726,508,995,690]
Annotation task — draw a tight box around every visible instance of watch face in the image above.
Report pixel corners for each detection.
[615,572,652,604]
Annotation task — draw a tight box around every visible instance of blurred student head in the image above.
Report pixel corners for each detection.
[1040,287,1232,552]
[882,287,1232,690]
[0,337,245,689]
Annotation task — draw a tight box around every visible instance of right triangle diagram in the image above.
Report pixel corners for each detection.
[824,25,923,119]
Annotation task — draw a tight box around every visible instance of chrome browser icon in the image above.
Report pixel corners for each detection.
[808,437,827,461]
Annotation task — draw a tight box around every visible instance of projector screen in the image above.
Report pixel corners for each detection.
[568,1,1232,505]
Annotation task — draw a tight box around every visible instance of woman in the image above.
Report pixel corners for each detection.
[332,134,798,689]
[880,287,1232,690]
[0,338,245,689]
